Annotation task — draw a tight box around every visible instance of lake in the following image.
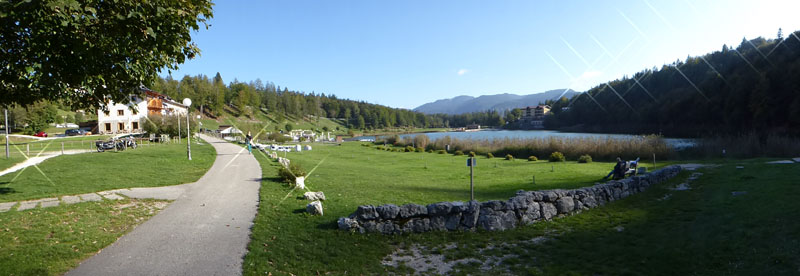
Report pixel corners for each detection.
[357,130,694,148]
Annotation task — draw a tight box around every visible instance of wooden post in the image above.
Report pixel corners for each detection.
[653,153,656,170]
[469,157,475,201]
[4,109,8,159]
[61,142,64,155]
[27,144,29,156]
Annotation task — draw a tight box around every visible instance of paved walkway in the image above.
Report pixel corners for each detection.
[68,134,262,276]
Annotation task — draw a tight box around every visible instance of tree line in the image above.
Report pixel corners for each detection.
[545,29,800,137]
[148,73,506,130]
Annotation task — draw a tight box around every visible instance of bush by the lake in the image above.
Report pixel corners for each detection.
[405,146,415,152]
[416,147,424,152]
[578,154,592,163]
[437,150,446,154]
[454,150,464,156]
[549,152,566,162]
[398,134,673,161]
[468,151,476,157]
[528,155,538,161]
[278,163,306,184]
[487,152,494,158]
[505,154,514,161]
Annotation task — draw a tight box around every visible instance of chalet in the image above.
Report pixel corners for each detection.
[96,88,188,134]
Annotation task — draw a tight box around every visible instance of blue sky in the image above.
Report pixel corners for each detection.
[164,0,800,109]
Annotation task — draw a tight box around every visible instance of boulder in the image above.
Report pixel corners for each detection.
[540,202,557,220]
[478,209,517,231]
[429,216,447,231]
[556,197,575,214]
[303,191,326,201]
[404,218,431,233]
[337,217,359,231]
[355,205,379,220]
[427,202,454,216]
[306,200,323,216]
[481,200,506,211]
[542,191,559,202]
[376,204,400,220]
[376,221,399,234]
[399,203,428,218]
[295,176,305,190]
[445,213,462,231]
[517,202,541,224]
[460,200,480,230]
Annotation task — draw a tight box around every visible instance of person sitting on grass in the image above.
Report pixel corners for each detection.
[603,157,641,180]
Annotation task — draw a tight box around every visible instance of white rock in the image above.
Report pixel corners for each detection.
[766,160,794,164]
[295,176,305,190]
[307,200,323,216]
[304,191,326,201]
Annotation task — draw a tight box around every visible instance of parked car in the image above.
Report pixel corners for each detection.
[34,131,48,137]
[65,129,87,136]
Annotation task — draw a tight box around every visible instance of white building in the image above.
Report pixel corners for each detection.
[97,89,188,134]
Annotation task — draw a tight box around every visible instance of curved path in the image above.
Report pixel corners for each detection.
[68,134,262,276]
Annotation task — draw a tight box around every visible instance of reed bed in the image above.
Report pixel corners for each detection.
[381,134,672,161]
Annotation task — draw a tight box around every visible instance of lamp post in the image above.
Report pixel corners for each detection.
[183,98,192,160]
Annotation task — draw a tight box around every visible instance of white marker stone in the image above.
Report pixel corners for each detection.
[295,176,306,190]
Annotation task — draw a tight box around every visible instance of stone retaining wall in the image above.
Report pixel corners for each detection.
[337,165,682,234]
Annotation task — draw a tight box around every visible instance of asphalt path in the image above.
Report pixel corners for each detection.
[68,134,262,276]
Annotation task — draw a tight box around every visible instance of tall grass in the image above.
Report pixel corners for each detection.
[383,134,671,161]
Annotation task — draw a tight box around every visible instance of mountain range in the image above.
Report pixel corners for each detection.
[413,89,579,114]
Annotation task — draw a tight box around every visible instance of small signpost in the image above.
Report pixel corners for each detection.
[467,157,476,201]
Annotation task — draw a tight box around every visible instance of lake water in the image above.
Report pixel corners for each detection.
[358,130,694,148]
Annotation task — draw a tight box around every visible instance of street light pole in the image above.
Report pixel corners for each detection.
[183,98,192,161]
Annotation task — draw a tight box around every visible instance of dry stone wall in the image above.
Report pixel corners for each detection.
[338,165,682,234]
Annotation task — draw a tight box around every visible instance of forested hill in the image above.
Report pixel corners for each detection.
[148,74,507,130]
[546,29,800,137]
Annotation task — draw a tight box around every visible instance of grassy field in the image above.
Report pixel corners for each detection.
[0,199,169,275]
[0,140,215,202]
[242,142,799,275]
[241,142,665,275]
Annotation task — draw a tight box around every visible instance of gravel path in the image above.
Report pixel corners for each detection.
[67,134,262,276]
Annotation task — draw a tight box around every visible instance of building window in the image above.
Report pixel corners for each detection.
[132,122,139,130]
[117,110,124,116]
[118,123,124,131]
[105,123,112,131]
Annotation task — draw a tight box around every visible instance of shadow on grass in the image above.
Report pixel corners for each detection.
[316,220,339,230]
[292,208,305,214]
[0,187,16,194]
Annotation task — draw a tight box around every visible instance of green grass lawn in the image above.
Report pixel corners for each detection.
[0,199,169,275]
[0,141,215,202]
[243,142,800,275]
[241,142,662,275]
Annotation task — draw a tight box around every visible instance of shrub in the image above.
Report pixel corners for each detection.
[505,154,514,161]
[416,147,424,152]
[577,154,592,163]
[487,152,494,158]
[376,146,384,150]
[427,149,434,153]
[405,146,415,152]
[454,150,464,156]
[468,151,476,157]
[549,151,566,162]
[437,150,446,154]
[278,163,306,183]
[528,156,538,161]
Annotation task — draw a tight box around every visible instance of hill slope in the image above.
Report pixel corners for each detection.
[414,89,578,114]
